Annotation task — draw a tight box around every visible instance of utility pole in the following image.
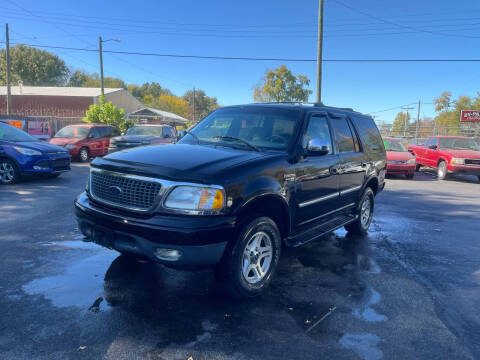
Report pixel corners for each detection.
[316,0,324,104]
[192,87,196,122]
[401,106,414,137]
[415,100,421,139]
[5,23,12,116]
[99,36,104,96]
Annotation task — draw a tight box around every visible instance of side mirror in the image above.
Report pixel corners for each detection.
[307,138,330,155]
[428,144,437,150]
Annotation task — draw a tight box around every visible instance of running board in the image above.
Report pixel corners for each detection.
[285,214,358,247]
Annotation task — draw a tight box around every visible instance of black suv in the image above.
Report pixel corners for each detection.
[75,104,386,298]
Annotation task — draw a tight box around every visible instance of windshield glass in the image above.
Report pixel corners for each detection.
[179,107,300,150]
[126,126,163,136]
[384,139,407,151]
[55,126,89,138]
[439,138,480,151]
[0,122,37,142]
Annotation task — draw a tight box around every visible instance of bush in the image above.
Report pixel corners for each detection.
[83,96,134,133]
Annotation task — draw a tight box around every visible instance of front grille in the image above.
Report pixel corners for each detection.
[465,159,480,166]
[90,170,161,211]
[52,158,70,170]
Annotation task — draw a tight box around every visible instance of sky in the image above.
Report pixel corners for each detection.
[1,0,480,123]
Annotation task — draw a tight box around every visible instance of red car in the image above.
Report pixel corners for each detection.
[384,137,416,178]
[49,124,120,162]
[408,136,480,181]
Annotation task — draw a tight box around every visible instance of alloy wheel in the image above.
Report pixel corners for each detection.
[80,149,89,162]
[0,162,15,184]
[360,197,372,228]
[241,231,273,284]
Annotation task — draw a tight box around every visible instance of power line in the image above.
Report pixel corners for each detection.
[5,42,480,63]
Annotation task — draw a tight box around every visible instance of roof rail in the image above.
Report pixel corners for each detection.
[251,101,357,112]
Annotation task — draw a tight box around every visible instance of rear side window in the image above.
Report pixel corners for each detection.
[350,116,384,154]
[89,128,101,139]
[331,118,355,153]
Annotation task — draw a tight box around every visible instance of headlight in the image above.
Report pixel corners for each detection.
[164,185,225,214]
[13,146,41,156]
[407,158,416,164]
[65,144,77,149]
[451,158,465,165]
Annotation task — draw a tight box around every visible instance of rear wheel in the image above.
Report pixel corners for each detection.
[437,161,449,180]
[477,175,480,183]
[215,216,281,298]
[78,147,90,163]
[0,159,20,185]
[406,173,414,179]
[345,187,374,235]
[415,164,421,172]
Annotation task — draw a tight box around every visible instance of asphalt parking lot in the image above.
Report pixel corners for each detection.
[1,164,479,360]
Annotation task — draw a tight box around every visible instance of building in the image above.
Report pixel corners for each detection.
[127,107,188,128]
[0,86,143,117]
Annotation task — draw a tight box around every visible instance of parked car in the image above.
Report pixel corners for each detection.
[49,124,120,162]
[0,122,70,184]
[108,124,176,153]
[75,104,386,298]
[383,137,416,179]
[408,136,480,181]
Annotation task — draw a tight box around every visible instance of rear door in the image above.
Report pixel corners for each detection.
[330,115,367,207]
[87,127,103,156]
[294,113,340,225]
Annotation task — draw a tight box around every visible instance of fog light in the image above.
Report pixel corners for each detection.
[33,165,49,170]
[154,248,183,261]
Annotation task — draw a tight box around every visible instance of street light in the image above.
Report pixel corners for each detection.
[99,37,121,96]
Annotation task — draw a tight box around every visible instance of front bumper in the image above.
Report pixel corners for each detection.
[386,163,415,174]
[18,153,71,175]
[448,164,480,176]
[74,192,236,267]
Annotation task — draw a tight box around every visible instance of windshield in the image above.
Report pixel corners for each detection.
[384,139,407,152]
[179,107,300,150]
[439,138,480,151]
[55,126,89,138]
[126,126,163,136]
[0,122,37,142]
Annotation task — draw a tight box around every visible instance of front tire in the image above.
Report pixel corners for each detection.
[78,147,90,163]
[437,161,449,180]
[345,187,374,235]
[216,217,281,298]
[0,159,20,185]
[415,164,421,172]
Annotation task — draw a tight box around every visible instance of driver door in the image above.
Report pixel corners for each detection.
[294,113,340,226]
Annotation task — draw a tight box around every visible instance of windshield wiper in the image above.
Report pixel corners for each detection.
[213,136,260,151]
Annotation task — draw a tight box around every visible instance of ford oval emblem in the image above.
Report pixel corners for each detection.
[109,186,123,195]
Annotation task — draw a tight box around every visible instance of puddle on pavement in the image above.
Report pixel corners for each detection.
[23,250,117,309]
[339,333,383,360]
[352,287,387,323]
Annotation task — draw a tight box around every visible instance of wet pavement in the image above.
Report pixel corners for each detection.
[0,164,479,359]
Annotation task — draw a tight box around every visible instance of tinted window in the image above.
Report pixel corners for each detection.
[332,118,355,153]
[89,128,101,139]
[163,127,172,138]
[428,137,438,148]
[55,126,89,138]
[111,128,121,137]
[350,116,384,154]
[0,122,37,142]
[303,116,333,154]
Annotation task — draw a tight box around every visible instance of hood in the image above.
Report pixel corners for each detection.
[111,135,160,143]
[49,137,83,146]
[94,143,273,182]
[10,141,68,153]
[387,151,414,161]
[441,149,480,158]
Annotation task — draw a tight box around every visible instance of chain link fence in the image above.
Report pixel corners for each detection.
[377,123,480,140]
[0,114,84,138]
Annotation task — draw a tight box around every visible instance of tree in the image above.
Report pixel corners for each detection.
[0,45,70,86]
[392,111,410,136]
[67,70,126,89]
[252,65,312,103]
[433,91,472,135]
[127,82,171,101]
[156,94,190,118]
[183,89,220,121]
[83,96,134,133]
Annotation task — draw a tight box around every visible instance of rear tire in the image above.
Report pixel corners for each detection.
[477,175,480,183]
[437,161,449,180]
[0,159,20,185]
[215,216,281,298]
[415,164,421,172]
[345,187,374,235]
[406,173,414,179]
[78,147,90,163]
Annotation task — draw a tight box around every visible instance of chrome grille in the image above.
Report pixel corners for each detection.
[90,170,161,211]
[465,159,480,166]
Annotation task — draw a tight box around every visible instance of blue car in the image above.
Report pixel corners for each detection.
[0,122,71,184]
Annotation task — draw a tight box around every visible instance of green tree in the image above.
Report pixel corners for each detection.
[392,111,410,136]
[128,82,171,100]
[433,92,472,135]
[83,96,134,133]
[0,45,70,85]
[252,65,312,103]
[67,70,126,89]
[183,89,220,121]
